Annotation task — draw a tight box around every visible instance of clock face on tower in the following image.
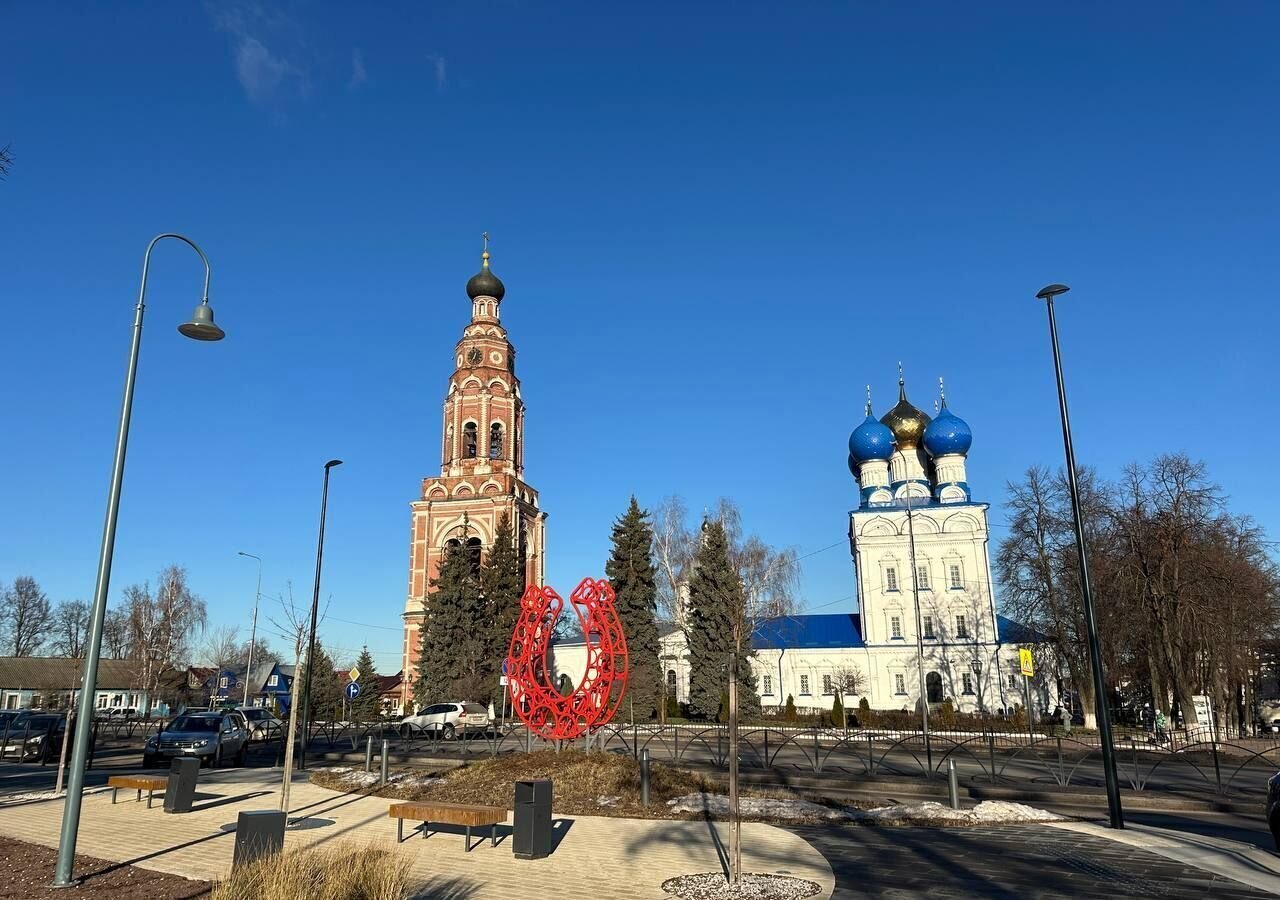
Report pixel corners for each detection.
[466,347,483,367]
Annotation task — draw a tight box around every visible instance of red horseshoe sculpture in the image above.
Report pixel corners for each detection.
[505,578,628,740]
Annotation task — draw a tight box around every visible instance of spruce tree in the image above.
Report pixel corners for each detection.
[299,645,342,722]
[481,512,525,703]
[350,646,382,721]
[685,520,760,719]
[415,540,485,707]
[604,497,662,721]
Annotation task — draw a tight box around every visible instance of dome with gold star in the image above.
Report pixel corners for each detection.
[880,378,931,450]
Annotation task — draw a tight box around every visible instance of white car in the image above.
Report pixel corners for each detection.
[237,707,283,742]
[400,702,490,740]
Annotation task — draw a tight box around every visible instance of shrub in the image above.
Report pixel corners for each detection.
[716,690,731,723]
[857,697,873,726]
[784,695,797,722]
[212,843,409,900]
[666,694,681,721]
[936,698,957,728]
[831,694,845,729]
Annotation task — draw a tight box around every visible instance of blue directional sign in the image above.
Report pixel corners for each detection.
[344,681,361,700]
[501,659,509,675]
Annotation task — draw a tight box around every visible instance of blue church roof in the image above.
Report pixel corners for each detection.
[752,614,864,650]
[996,615,1046,644]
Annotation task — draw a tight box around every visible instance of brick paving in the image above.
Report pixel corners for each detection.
[792,822,1279,899]
[0,770,833,899]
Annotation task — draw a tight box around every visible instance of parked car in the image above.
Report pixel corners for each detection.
[1268,771,1280,851]
[0,709,34,733]
[143,710,248,769]
[236,706,282,742]
[400,702,491,740]
[1256,700,1280,734]
[0,714,65,762]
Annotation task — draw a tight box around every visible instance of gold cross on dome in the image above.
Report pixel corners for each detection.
[482,232,489,252]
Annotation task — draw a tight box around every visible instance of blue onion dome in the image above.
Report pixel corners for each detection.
[466,250,505,301]
[848,406,895,463]
[880,377,931,450]
[847,453,859,478]
[923,392,973,457]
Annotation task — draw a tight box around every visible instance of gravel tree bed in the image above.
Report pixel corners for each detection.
[0,835,210,899]
[661,873,822,900]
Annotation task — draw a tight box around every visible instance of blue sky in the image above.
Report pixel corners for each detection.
[2,2,1277,674]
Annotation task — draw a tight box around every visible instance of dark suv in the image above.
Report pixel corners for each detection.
[144,710,248,768]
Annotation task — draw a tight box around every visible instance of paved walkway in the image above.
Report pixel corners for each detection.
[793,821,1280,899]
[0,770,834,899]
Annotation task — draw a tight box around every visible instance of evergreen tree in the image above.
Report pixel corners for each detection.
[685,520,760,719]
[481,512,525,703]
[350,646,382,721]
[605,497,662,721]
[415,540,486,708]
[784,694,797,722]
[831,693,845,729]
[298,645,342,723]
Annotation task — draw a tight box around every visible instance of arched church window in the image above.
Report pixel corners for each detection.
[926,671,943,704]
[466,537,482,576]
[667,670,676,692]
[463,422,478,458]
[489,423,503,458]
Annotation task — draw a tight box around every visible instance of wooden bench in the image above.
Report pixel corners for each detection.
[388,801,507,850]
[107,775,168,809]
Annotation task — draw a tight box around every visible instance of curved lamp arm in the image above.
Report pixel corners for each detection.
[139,233,212,308]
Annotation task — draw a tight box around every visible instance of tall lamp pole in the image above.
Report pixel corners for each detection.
[1034,283,1124,830]
[298,458,342,770]
[238,552,263,706]
[53,234,225,887]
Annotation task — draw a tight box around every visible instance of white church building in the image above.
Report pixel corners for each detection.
[557,375,1056,718]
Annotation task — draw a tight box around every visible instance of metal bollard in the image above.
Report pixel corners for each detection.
[947,758,960,810]
[365,736,373,774]
[640,748,650,808]
[380,738,389,786]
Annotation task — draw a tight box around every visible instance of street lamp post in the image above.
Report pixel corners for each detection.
[298,459,342,770]
[238,552,263,706]
[1034,282,1124,830]
[52,234,225,887]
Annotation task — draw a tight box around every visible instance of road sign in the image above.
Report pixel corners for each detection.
[348,665,360,682]
[1019,648,1035,678]
[499,675,509,687]
[501,659,509,675]
[344,681,361,700]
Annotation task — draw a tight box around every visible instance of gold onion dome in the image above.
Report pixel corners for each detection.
[880,376,931,450]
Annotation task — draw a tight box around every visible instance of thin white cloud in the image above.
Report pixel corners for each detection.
[210,2,308,105]
[426,53,447,91]
[349,48,368,90]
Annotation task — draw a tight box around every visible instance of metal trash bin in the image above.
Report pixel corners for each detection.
[513,779,552,859]
[233,810,286,868]
[163,757,199,813]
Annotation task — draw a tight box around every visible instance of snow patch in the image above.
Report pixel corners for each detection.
[666,793,1062,825]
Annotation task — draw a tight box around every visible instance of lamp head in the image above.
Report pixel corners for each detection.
[178,300,225,341]
[325,459,344,470]
[1035,283,1071,301]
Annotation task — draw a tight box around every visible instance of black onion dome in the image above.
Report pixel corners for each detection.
[466,252,505,301]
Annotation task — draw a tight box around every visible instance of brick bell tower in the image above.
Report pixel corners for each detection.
[401,237,547,708]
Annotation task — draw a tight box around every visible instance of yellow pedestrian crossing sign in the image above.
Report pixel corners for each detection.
[348,665,361,683]
[1019,649,1035,678]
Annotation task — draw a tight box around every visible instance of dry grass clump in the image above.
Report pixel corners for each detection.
[212,843,409,900]
[312,750,717,817]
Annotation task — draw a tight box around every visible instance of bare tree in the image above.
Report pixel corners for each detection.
[50,600,91,657]
[102,607,132,659]
[0,144,12,181]
[652,496,695,627]
[200,625,242,671]
[2,576,53,656]
[828,663,865,728]
[124,566,207,715]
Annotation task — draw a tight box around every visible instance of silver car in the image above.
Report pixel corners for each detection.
[144,710,248,768]
[400,702,490,740]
